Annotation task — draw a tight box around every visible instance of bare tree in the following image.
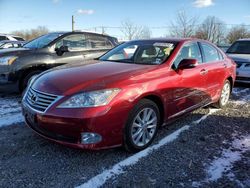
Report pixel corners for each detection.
[226,25,250,44]
[170,11,198,37]
[120,20,151,40]
[12,26,49,41]
[135,26,152,39]
[195,16,226,44]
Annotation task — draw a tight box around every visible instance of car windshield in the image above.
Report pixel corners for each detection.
[227,41,250,54]
[99,41,176,65]
[23,33,62,49]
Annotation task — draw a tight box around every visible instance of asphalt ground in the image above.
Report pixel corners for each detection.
[0,83,249,188]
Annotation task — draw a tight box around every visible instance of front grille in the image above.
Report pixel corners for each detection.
[25,87,59,112]
[235,61,244,68]
[237,76,250,81]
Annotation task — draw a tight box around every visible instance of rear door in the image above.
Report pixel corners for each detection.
[168,42,208,118]
[83,34,115,60]
[199,42,226,102]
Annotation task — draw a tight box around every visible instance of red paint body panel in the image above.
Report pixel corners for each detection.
[22,38,236,150]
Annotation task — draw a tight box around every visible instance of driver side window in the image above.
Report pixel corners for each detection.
[55,34,88,51]
[173,42,202,69]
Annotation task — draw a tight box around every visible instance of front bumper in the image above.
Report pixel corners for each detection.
[236,67,250,83]
[22,100,130,150]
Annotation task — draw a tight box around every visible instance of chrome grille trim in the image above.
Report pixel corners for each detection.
[24,87,62,113]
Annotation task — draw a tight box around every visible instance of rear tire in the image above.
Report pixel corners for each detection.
[123,99,160,152]
[213,80,231,108]
[19,70,42,92]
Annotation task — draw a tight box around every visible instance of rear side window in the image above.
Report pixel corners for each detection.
[201,43,220,63]
[87,35,113,49]
[13,37,25,41]
[55,34,88,51]
[172,42,202,69]
[0,36,8,41]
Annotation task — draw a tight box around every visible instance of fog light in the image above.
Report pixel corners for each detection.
[81,132,102,144]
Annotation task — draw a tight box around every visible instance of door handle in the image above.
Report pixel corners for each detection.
[200,69,208,75]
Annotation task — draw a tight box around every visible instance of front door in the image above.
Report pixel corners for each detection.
[168,42,208,119]
[52,34,87,65]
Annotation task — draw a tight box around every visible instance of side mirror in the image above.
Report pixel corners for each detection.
[55,45,69,56]
[177,59,198,69]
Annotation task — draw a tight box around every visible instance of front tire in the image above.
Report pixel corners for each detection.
[214,80,231,108]
[123,99,160,152]
[19,70,42,92]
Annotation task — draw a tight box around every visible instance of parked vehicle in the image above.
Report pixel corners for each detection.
[0,40,26,49]
[22,38,236,152]
[0,34,25,41]
[0,31,118,92]
[226,38,250,83]
[217,44,230,52]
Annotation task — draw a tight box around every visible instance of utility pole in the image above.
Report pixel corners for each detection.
[72,15,75,31]
[101,26,105,34]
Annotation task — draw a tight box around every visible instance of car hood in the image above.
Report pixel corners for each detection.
[227,53,250,63]
[0,47,33,57]
[32,60,158,95]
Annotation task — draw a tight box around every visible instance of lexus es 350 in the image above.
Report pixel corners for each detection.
[22,38,236,152]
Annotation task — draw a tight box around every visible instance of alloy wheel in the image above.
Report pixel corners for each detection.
[131,108,157,147]
[220,82,230,106]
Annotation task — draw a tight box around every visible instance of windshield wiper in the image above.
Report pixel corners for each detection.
[100,59,134,63]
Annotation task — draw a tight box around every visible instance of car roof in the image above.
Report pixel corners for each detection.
[0,40,25,43]
[0,34,23,38]
[49,31,114,38]
[129,38,208,43]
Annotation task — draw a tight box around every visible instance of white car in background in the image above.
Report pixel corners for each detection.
[226,38,250,84]
[0,34,25,41]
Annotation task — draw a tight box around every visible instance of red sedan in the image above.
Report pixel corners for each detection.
[22,38,236,152]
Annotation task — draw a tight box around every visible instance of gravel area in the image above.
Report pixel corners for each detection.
[0,84,249,188]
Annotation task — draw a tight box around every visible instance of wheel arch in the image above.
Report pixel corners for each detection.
[226,76,234,93]
[18,64,50,91]
[139,94,165,126]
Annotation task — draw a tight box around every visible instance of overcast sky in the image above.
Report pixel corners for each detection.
[0,0,250,39]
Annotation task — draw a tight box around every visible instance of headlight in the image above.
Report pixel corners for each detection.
[0,56,18,65]
[57,88,121,108]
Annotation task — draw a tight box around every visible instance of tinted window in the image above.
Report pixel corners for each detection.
[227,41,250,54]
[173,42,202,69]
[55,34,87,51]
[201,43,220,62]
[0,36,8,41]
[24,33,62,49]
[87,35,113,49]
[13,36,25,41]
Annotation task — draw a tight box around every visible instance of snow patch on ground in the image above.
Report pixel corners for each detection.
[77,125,190,188]
[193,134,250,187]
[194,109,220,124]
[206,135,250,181]
[76,109,219,188]
[192,135,250,187]
[0,96,24,127]
[232,88,249,96]
[0,113,24,128]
